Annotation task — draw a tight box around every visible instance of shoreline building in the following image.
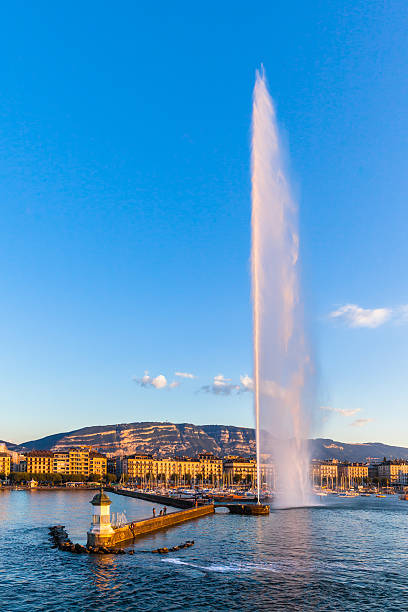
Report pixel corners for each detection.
[0,444,25,472]
[377,460,408,484]
[311,460,338,489]
[223,456,257,485]
[121,453,276,487]
[25,448,107,478]
[0,452,11,476]
[122,453,223,485]
[223,456,275,488]
[338,463,368,488]
[396,472,408,488]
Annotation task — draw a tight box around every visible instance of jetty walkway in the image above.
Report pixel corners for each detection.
[102,504,214,546]
[106,486,200,509]
[86,487,214,547]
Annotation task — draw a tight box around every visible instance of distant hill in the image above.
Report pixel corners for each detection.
[0,439,21,452]
[9,421,408,461]
[309,438,408,462]
[18,422,256,458]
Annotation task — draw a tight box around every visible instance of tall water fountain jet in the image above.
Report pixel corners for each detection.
[251,68,312,508]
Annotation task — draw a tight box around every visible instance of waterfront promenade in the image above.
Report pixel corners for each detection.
[86,487,215,547]
[106,486,197,509]
[96,504,214,547]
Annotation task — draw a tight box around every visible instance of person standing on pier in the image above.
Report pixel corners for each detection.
[152,508,156,517]
[163,506,167,515]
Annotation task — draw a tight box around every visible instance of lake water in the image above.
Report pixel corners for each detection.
[1,489,408,611]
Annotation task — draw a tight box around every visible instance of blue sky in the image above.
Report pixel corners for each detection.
[1,2,408,445]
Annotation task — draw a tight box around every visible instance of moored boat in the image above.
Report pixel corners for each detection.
[228,503,270,515]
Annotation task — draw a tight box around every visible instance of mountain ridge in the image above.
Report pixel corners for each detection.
[8,421,408,462]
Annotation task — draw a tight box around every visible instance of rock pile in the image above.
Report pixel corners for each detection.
[151,540,195,554]
[48,526,133,555]
[49,525,74,550]
[49,527,195,556]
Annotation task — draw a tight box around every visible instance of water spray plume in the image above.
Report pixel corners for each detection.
[251,68,312,508]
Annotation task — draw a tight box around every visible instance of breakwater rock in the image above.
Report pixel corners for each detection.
[49,526,194,556]
[151,540,194,554]
[48,525,132,555]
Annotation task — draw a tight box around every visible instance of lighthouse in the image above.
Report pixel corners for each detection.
[87,486,115,547]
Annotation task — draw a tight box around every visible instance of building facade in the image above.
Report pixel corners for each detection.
[311,460,338,488]
[25,451,54,474]
[377,461,408,483]
[25,448,107,477]
[121,453,276,486]
[338,463,368,488]
[222,457,274,486]
[0,453,11,476]
[123,453,223,484]
[223,457,257,483]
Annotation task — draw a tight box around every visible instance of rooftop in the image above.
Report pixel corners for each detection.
[90,488,112,506]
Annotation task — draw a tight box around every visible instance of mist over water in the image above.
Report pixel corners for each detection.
[251,68,312,508]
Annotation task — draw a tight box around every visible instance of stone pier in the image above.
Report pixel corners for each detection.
[86,491,214,548]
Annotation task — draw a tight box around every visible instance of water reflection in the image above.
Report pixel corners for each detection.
[90,555,120,594]
[1,491,408,611]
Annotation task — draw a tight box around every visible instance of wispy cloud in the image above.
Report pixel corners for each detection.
[329,303,408,328]
[200,374,241,396]
[133,371,169,390]
[329,304,391,328]
[134,370,193,390]
[174,371,196,379]
[240,374,253,391]
[321,406,361,417]
[200,373,254,396]
[396,305,408,323]
[350,418,373,427]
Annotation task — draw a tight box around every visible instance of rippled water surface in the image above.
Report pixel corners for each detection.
[1,490,408,611]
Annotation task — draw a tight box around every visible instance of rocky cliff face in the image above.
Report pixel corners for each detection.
[20,422,256,458]
[201,425,256,457]
[15,423,408,461]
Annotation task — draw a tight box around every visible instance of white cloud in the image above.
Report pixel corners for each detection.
[133,371,168,390]
[174,371,196,379]
[329,303,408,328]
[201,374,241,396]
[240,374,253,391]
[350,418,373,427]
[169,381,180,389]
[134,371,154,387]
[152,374,167,389]
[329,304,391,328]
[200,373,257,395]
[321,406,361,417]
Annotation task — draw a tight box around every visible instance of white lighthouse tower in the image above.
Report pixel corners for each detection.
[87,486,115,547]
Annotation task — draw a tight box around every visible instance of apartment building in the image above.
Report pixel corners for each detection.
[338,463,368,487]
[377,460,408,483]
[25,448,107,477]
[311,460,338,487]
[123,453,223,483]
[0,453,11,476]
[223,456,257,482]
